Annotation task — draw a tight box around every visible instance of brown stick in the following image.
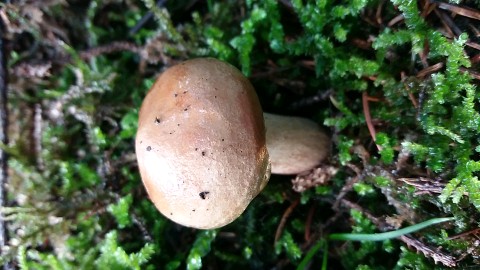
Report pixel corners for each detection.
[274,198,300,245]
[362,92,381,151]
[435,1,480,20]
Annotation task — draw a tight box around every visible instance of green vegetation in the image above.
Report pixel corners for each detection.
[2,0,479,268]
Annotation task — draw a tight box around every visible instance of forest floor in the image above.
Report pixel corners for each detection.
[1,0,480,269]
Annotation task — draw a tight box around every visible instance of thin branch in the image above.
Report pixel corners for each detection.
[274,198,300,245]
[362,92,381,151]
[400,235,457,267]
[416,62,444,78]
[434,1,480,21]
[0,13,12,270]
[332,164,361,210]
[79,41,141,60]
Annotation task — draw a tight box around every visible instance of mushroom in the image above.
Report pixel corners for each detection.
[135,58,330,229]
[135,58,270,229]
[264,113,330,175]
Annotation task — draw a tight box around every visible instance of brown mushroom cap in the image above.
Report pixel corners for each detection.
[264,113,330,175]
[135,58,270,229]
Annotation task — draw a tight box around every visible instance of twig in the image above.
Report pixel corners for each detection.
[288,89,332,111]
[470,54,480,64]
[0,14,12,270]
[418,39,430,68]
[375,0,385,26]
[420,0,436,18]
[439,11,463,36]
[274,198,300,245]
[79,41,141,60]
[387,14,404,27]
[469,23,480,37]
[332,163,361,210]
[465,41,480,51]
[339,199,382,226]
[401,72,419,108]
[446,228,480,240]
[131,213,153,242]
[397,177,445,195]
[416,62,444,78]
[12,41,141,79]
[400,235,457,267]
[460,67,480,80]
[362,92,381,151]
[434,1,480,21]
[129,0,167,35]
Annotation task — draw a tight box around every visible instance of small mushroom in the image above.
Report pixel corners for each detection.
[135,58,270,229]
[136,58,332,229]
[264,113,330,175]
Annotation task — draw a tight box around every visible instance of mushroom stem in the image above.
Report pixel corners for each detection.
[263,113,330,175]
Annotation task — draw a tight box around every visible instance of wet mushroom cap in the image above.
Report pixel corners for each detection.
[135,58,270,229]
[264,113,330,175]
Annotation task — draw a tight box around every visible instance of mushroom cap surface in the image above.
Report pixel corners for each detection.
[264,113,330,175]
[135,58,270,229]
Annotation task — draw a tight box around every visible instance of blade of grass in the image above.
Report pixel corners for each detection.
[296,239,328,270]
[328,217,454,242]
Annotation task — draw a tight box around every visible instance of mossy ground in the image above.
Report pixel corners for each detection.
[1,0,480,269]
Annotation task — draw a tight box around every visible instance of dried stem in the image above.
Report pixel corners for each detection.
[274,198,300,245]
[0,14,12,270]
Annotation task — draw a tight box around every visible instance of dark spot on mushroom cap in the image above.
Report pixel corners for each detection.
[146,146,152,151]
[154,117,161,124]
[199,191,210,199]
[174,93,178,97]
[202,151,206,156]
